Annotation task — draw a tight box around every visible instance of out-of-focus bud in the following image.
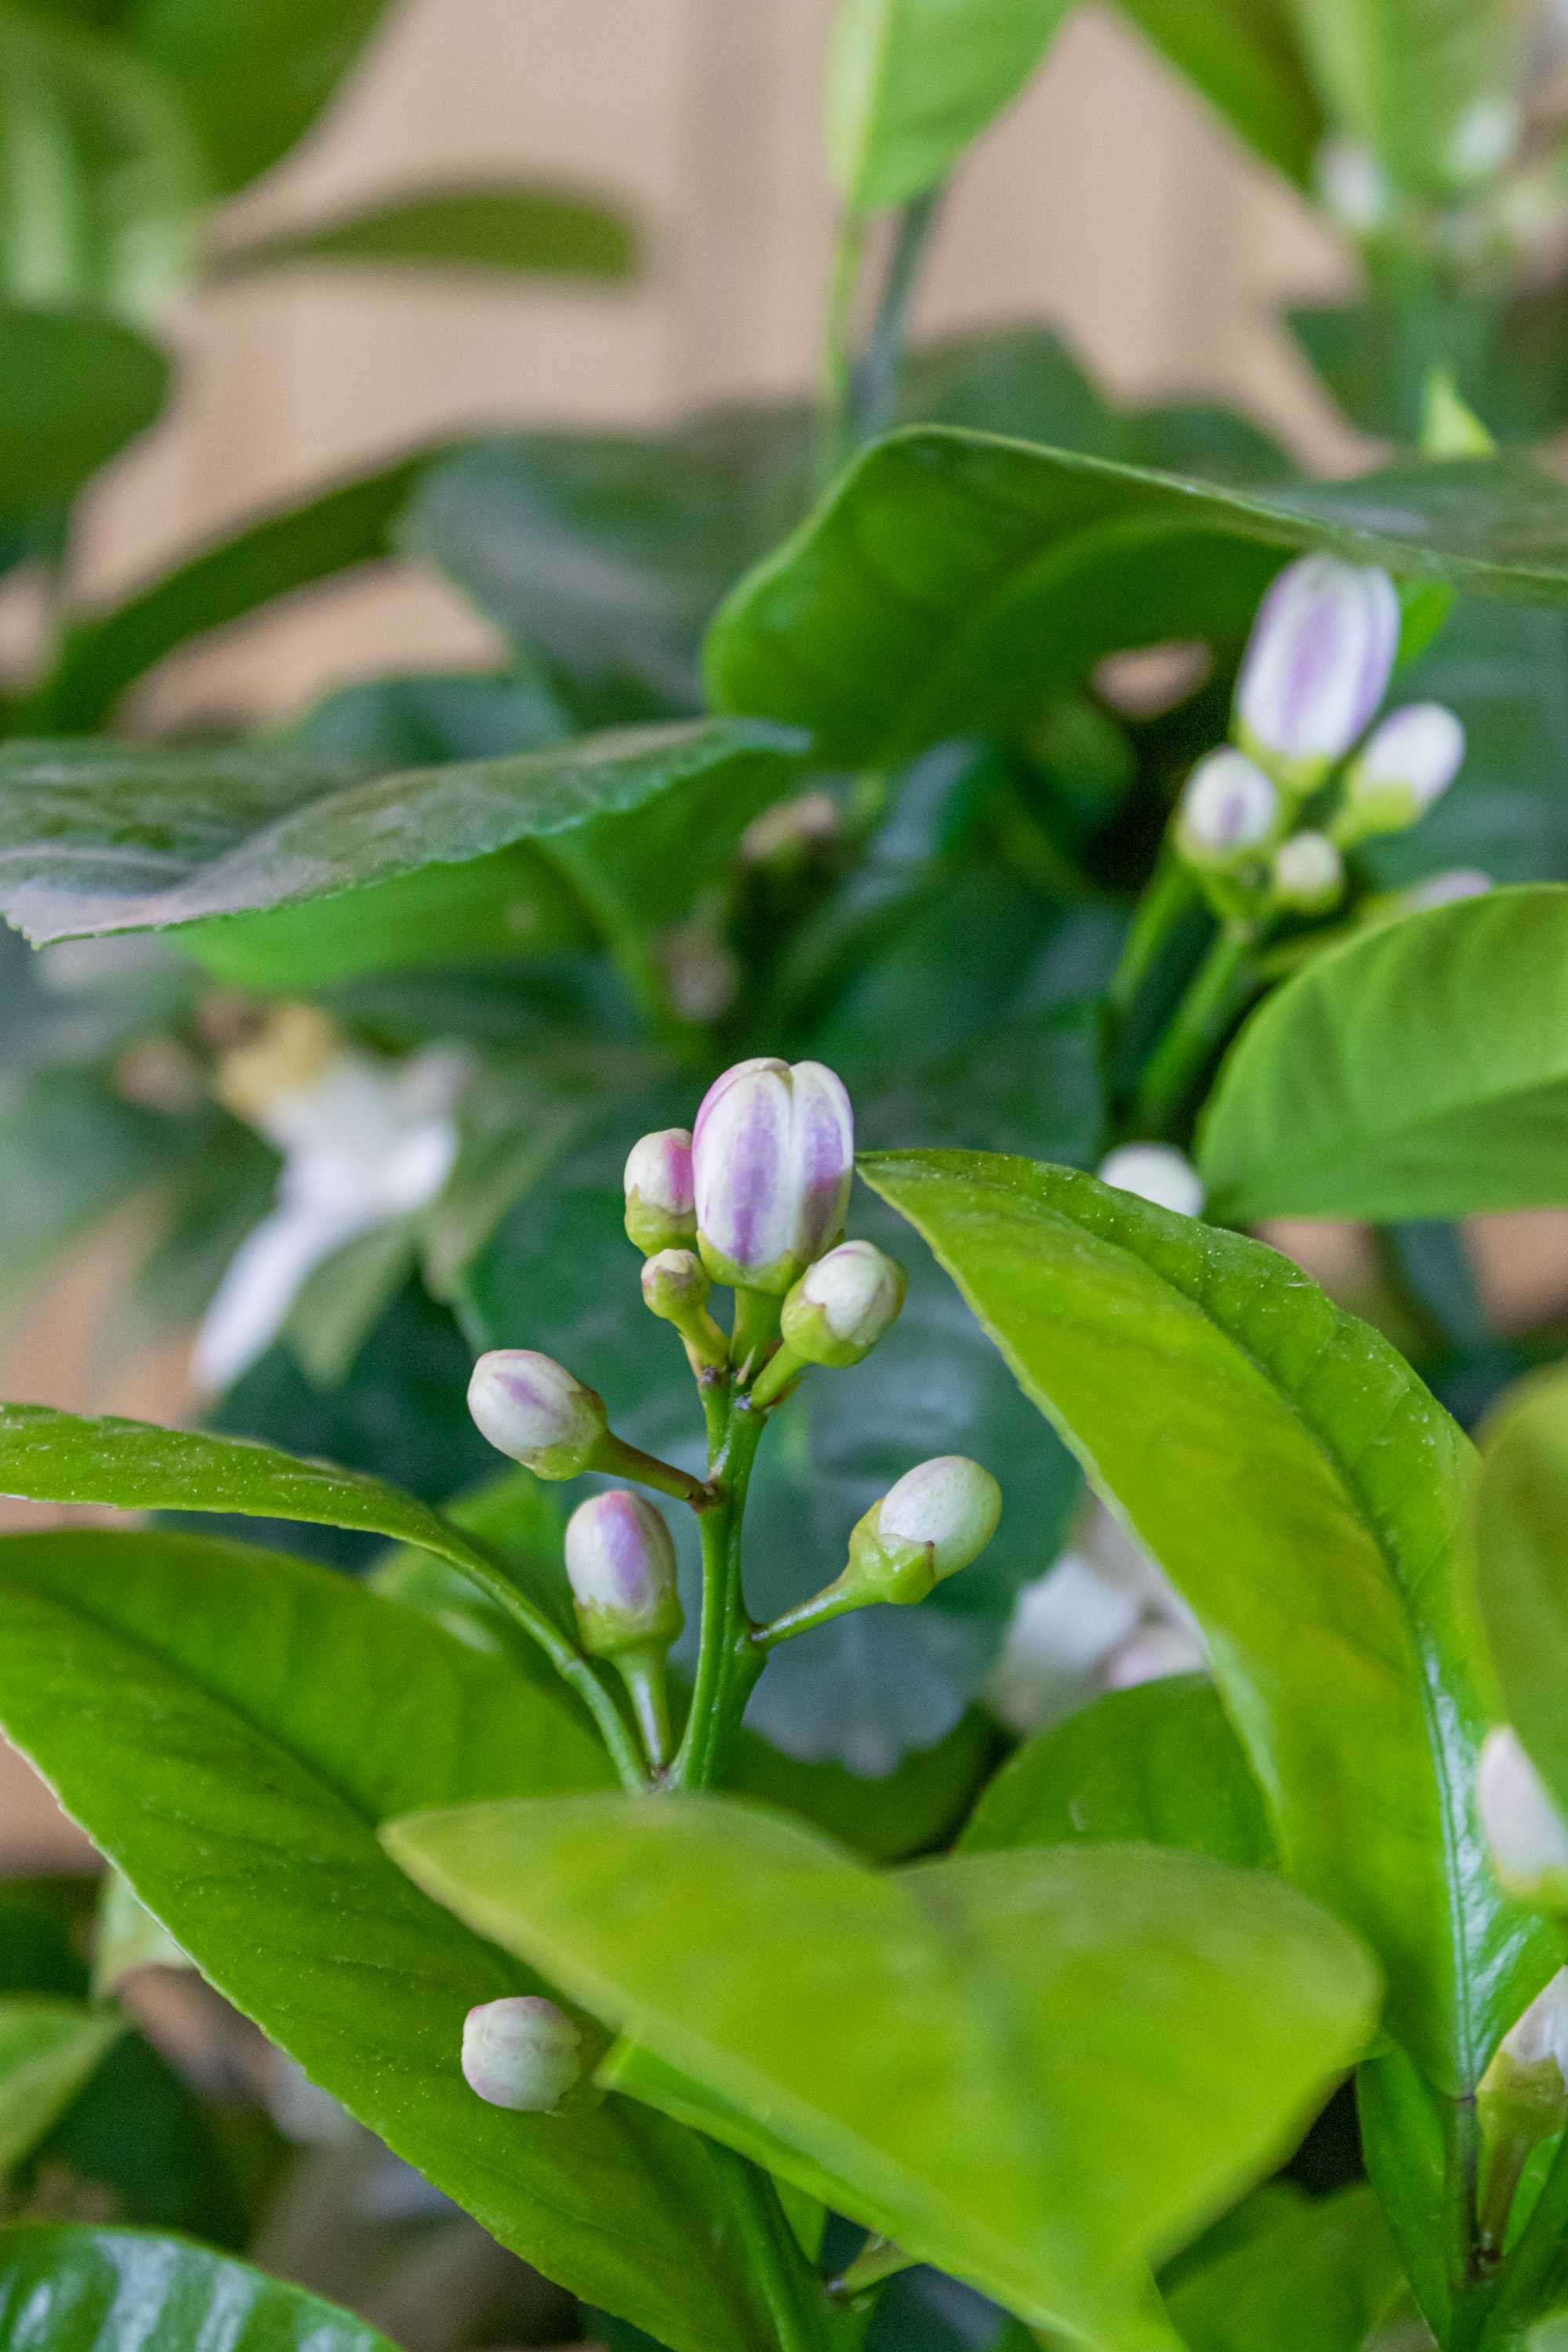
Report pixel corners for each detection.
[1479,1726,1568,1907]
[1097,1144,1205,1220]
[468,1351,608,1480]
[1314,137,1396,237]
[1103,1621,1209,1691]
[693,1058,853,1294]
[462,1996,583,2114]
[1477,1968,1568,2252]
[1336,704,1466,842]
[1174,750,1279,868]
[564,1490,683,1658]
[780,1240,906,1369]
[847,1457,1004,1606]
[1403,869,1493,911]
[1271,830,1345,914]
[1447,95,1519,187]
[1235,556,1400,790]
[623,1129,696,1256]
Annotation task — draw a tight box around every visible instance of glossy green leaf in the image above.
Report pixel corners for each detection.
[0,2002,121,2176]
[1163,2182,1401,2352]
[388,1791,1380,2350]
[0,1533,772,2350]
[1113,0,1322,184]
[0,303,168,521]
[0,2223,400,2350]
[1287,0,1521,198]
[216,183,637,280]
[1199,886,1568,1223]
[0,720,806,948]
[859,1149,1553,2096]
[960,1676,1275,1871]
[40,452,435,730]
[826,0,1074,211]
[706,433,1568,764]
[1475,1364,1568,1817]
[129,0,394,192]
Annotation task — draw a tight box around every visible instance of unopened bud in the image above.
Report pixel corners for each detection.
[1271,830,1345,913]
[781,1240,906,1368]
[1235,556,1400,789]
[1338,704,1465,841]
[1479,1727,1568,1907]
[468,1351,607,1480]
[847,1457,1002,1606]
[462,1995,582,2114]
[564,1490,683,1657]
[623,1129,696,1255]
[1097,1144,1204,1220]
[640,1248,726,1373]
[1314,136,1395,236]
[1174,750,1279,867]
[1478,1969,1568,2251]
[693,1057,853,1294]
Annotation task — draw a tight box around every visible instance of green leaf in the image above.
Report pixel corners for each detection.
[387,1791,1380,2350]
[0,1532,774,2350]
[129,0,395,192]
[706,433,1568,765]
[1287,0,1520,198]
[40,452,436,730]
[826,0,1074,212]
[0,2002,121,2175]
[1290,290,1568,448]
[0,2222,401,2349]
[960,1676,1276,1871]
[858,1149,1554,2096]
[0,1070,167,1322]
[1198,886,1568,1223]
[1113,0,1323,185]
[0,303,168,521]
[216,183,638,280]
[1163,2182,1401,2352]
[0,719,807,949]
[1475,1363,1568,1816]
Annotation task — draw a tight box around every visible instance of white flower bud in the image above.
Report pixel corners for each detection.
[1401,869,1493,912]
[1479,1727,1568,1907]
[564,1490,683,1657]
[1448,96,1519,186]
[1174,750,1279,867]
[780,1240,906,1369]
[1478,1970,1568,2176]
[1339,704,1465,840]
[693,1057,853,1294]
[1314,137,1395,236]
[1097,1144,1205,1220]
[844,1457,1003,1606]
[623,1129,696,1256]
[1236,556,1400,788]
[467,1351,608,1480]
[1271,830,1345,913]
[462,1996,582,2114]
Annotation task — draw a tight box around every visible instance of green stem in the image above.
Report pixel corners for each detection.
[747,1342,808,1413]
[818,209,869,489]
[1109,856,1198,1022]
[730,1286,782,1377]
[670,1402,766,1789]
[753,1569,862,1653]
[1131,925,1254,1136]
[1479,2124,1568,2347]
[612,1647,674,1773]
[849,184,945,444]
[716,2147,834,2352]
[599,1432,713,1510]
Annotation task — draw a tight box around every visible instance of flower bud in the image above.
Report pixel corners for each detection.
[1097,1144,1204,1220]
[780,1240,906,1369]
[693,1057,853,1294]
[1174,750,1279,868]
[641,1247,710,1319]
[623,1129,696,1256]
[1235,556,1400,789]
[462,1995,582,2114]
[468,1351,607,1480]
[847,1457,1002,1606]
[1482,1969,1568,2140]
[564,1490,682,1657]
[1479,1727,1568,1907]
[1271,830,1345,914]
[1338,703,1466,840]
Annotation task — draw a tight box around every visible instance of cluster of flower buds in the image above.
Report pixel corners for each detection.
[1171,553,1466,925]
[462,1995,584,2116]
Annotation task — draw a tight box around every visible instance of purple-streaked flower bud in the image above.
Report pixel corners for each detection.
[1174,750,1279,868]
[462,1996,582,2114]
[564,1490,682,1657]
[692,1057,853,1294]
[1097,1144,1204,1220]
[623,1128,696,1256]
[1480,1727,1568,1907]
[1338,703,1466,840]
[780,1239,906,1369]
[845,1457,1002,1606]
[1271,829,1345,913]
[1235,556,1400,788]
[468,1351,607,1480]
